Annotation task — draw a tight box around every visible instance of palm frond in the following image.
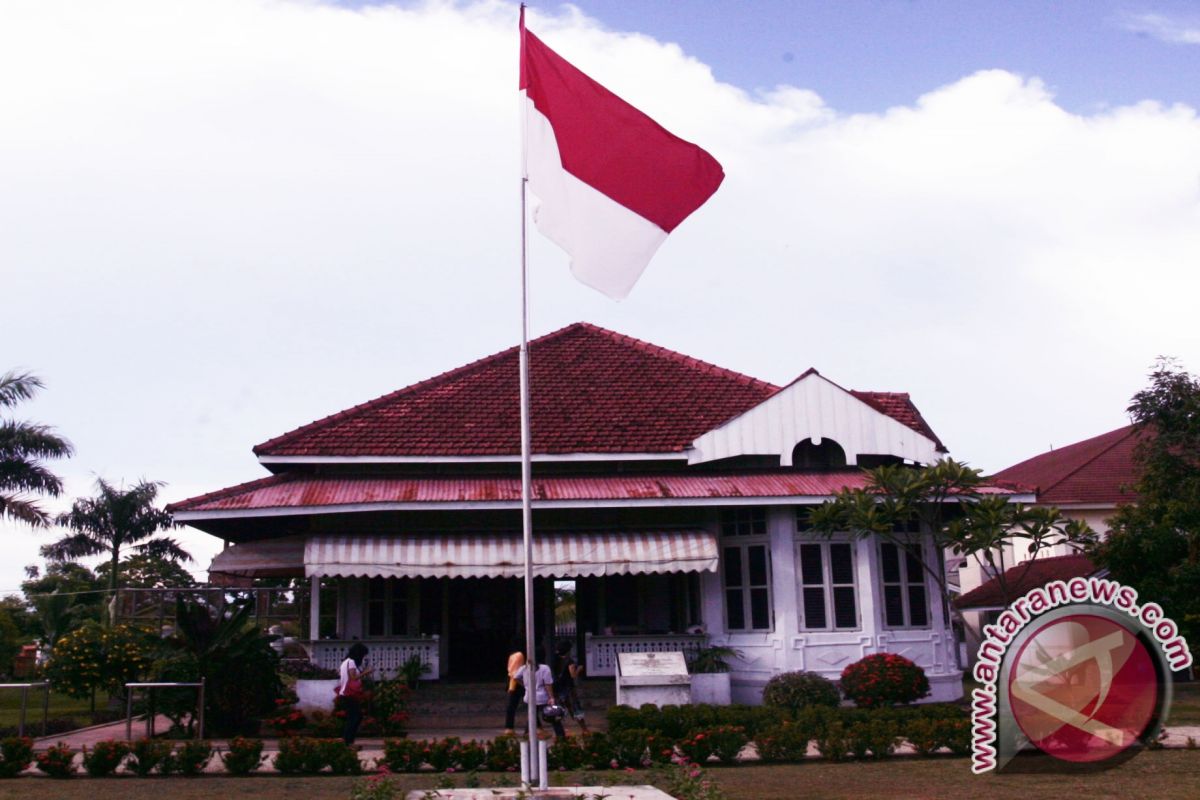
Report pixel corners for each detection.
[0,458,66,497]
[133,536,192,564]
[40,532,107,561]
[0,495,54,527]
[0,420,73,460]
[0,371,44,409]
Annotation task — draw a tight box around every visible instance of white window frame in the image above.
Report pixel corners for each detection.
[879,540,931,630]
[720,509,773,632]
[365,576,410,638]
[795,539,860,631]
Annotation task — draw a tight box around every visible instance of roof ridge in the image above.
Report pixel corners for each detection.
[252,323,599,455]
[1027,425,1137,496]
[575,322,778,391]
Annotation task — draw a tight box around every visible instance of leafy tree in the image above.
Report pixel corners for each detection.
[809,458,1095,666]
[1092,358,1200,658]
[0,595,38,641]
[21,561,105,637]
[0,370,72,527]
[42,479,189,610]
[45,622,153,707]
[0,608,20,677]
[155,596,283,736]
[95,553,196,590]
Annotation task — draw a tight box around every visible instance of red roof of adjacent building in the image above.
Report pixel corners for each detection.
[955,553,1097,609]
[169,471,1021,515]
[252,322,944,458]
[991,426,1140,506]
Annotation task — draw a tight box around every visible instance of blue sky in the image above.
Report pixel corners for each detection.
[565,0,1200,113]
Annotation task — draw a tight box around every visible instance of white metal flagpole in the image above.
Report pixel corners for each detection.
[517,3,541,783]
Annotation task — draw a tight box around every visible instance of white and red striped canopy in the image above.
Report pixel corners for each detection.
[303,530,717,580]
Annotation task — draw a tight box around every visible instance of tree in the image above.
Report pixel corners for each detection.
[809,458,1095,666]
[43,479,190,617]
[95,553,196,590]
[1092,358,1200,658]
[21,561,106,638]
[0,370,72,527]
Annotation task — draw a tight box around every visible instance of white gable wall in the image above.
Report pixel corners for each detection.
[688,372,941,466]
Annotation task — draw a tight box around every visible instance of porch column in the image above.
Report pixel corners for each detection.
[309,575,320,641]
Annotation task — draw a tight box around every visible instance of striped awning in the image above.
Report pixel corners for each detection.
[304,531,718,579]
[208,535,307,578]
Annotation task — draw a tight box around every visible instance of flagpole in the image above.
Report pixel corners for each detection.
[517,2,541,782]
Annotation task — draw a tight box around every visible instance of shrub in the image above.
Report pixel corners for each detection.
[548,736,585,771]
[847,718,900,759]
[608,728,653,768]
[644,732,676,766]
[171,740,213,776]
[0,737,33,778]
[370,678,412,737]
[352,769,401,800]
[762,671,841,714]
[35,742,76,778]
[422,737,454,772]
[81,739,130,777]
[278,658,339,679]
[448,739,487,772]
[676,730,716,764]
[381,738,423,773]
[939,718,971,756]
[275,737,317,774]
[607,705,640,733]
[578,731,616,770]
[705,725,749,763]
[755,721,814,763]
[718,705,787,739]
[904,718,941,756]
[324,739,363,775]
[126,738,173,775]
[839,653,930,708]
[485,735,520,772]
[221,737,265,775]
[814,721,851,762]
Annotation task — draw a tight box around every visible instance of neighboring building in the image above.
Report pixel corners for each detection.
[171,322,1011,703]
[956,425,1138,662]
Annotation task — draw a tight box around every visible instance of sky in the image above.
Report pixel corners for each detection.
[3,0,1200,593]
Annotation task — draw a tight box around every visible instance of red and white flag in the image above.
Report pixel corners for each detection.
[519,10,725,299]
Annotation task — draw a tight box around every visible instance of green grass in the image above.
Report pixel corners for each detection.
[0,688,93,730]
[0,751,1198,800]
[1167,680,1200,726]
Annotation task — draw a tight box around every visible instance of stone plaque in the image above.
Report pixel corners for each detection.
[617,651,688,678]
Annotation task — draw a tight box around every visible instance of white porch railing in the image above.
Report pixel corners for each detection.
[310,637,440,681]
[584,633,706,677]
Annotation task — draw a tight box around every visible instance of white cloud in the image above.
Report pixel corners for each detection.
[1121,11,1200,44]
[3,0,1199,591]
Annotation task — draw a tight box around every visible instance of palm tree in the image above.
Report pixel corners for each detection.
[0,370,73,526]
[43,479,191,602]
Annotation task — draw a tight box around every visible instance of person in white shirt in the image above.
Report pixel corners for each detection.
[337,642,372,744]
[516,660,565,739]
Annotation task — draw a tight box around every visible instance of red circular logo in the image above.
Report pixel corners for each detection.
[1008,614,1158,763]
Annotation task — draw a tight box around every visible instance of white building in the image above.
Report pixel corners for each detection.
[172,323,1003,703]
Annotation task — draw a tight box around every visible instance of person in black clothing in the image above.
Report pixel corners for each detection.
[339,642,371,745]
[553,639,588,733]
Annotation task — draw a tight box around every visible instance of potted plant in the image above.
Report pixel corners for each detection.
[399,654,431,688]
[687,643,741,705]
[288,661,341,712]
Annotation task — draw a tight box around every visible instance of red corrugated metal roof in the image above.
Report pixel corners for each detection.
[992,426,1140,505]
[955,554,1097,609]
[251,323,944,458]
[169,471,1019,514]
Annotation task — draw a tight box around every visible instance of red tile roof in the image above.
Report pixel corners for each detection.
[169,471,1023,514]
[955,554,1097,609]
[991,426,1140,505]
[253,322,944,458]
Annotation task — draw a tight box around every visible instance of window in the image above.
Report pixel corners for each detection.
[366,577,410,637]
[720,509,772,631]
[880,542,929,628]
[797,541,859,630]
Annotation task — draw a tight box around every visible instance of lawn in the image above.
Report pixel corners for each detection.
[0,688,93,732]
[0,750,1197,800]
[1168,680,1200,726]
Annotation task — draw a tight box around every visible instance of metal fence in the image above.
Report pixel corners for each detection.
[113,586,307,635]
[0,682,49,737]
[125,680,205,741]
